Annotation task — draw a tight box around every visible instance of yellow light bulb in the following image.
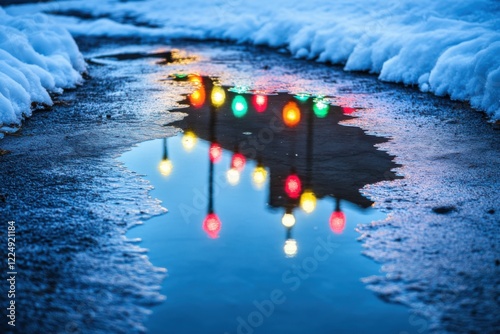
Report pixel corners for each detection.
[211,86,226,107]
[252,166,267,189]
[281,213,296,228]
[182,131,197,152]
[300,190,317,214]
[158,159,173,177]
[226,168,241,186]
[284,239,298,257]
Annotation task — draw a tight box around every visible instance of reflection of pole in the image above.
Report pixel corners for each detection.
[208,155,214,213]
[305,103,314,186]
[299,107,317,214]
[208,105,216,214]
[162,138,168,160]
[284,99,300,166]
[291,117,298,167]
[203,85,224,239]
[209,106,216,143]
[158,138,173,177]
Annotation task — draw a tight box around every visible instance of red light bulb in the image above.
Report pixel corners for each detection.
[285,174,302,199]
[209,142,222,163]
[329,211,346,234]
[231,153,246,172]
[342,107,356,114]
[203,213,221,239]
[252,94,268,113]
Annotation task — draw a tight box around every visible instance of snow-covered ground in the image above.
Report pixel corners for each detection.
[0,8,85,132]
[3,0,500,124]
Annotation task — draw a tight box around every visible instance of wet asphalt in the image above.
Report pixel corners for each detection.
[0,38,499,333]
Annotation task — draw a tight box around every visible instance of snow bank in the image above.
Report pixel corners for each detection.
[0,8,85,128]
[5,0,500,120]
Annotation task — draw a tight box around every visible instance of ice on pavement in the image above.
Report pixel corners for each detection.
[0,8,85,127]
[5,0,500,121]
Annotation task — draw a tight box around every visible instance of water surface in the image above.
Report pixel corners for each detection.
[121,75,416,333]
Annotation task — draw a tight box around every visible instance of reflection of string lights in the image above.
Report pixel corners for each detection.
[285,174,302,199]
[281,213,296,228]
[203,213,222,239]
[284,239,298,257]
[283,101,301,127]
[226,168,240,186]
[252,165,267,189]
[158,159,173,177]
[174,73,188,79]
[294,93,310,102]
[229,86,250,94]
[342,107,356,114]
[178,78,361,241]
[211,86,226,108]
[232,95,248,118]
[189,86,206,108]
[252,94,268,113]
[227,153,245,186]
[231,153,246,172]
[188,74,203,85]
[313,99,330,118]
[159,138,172,177]
[182,131,197,152]
[329,210,346,234]
[209,142,222,163]
[300,190,317,214]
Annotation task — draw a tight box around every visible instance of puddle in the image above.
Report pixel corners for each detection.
[92,49,197,65]
[120,75,415,333]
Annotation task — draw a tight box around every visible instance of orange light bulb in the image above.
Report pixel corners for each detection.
[189,85,206,108]
[283,101,301,127]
